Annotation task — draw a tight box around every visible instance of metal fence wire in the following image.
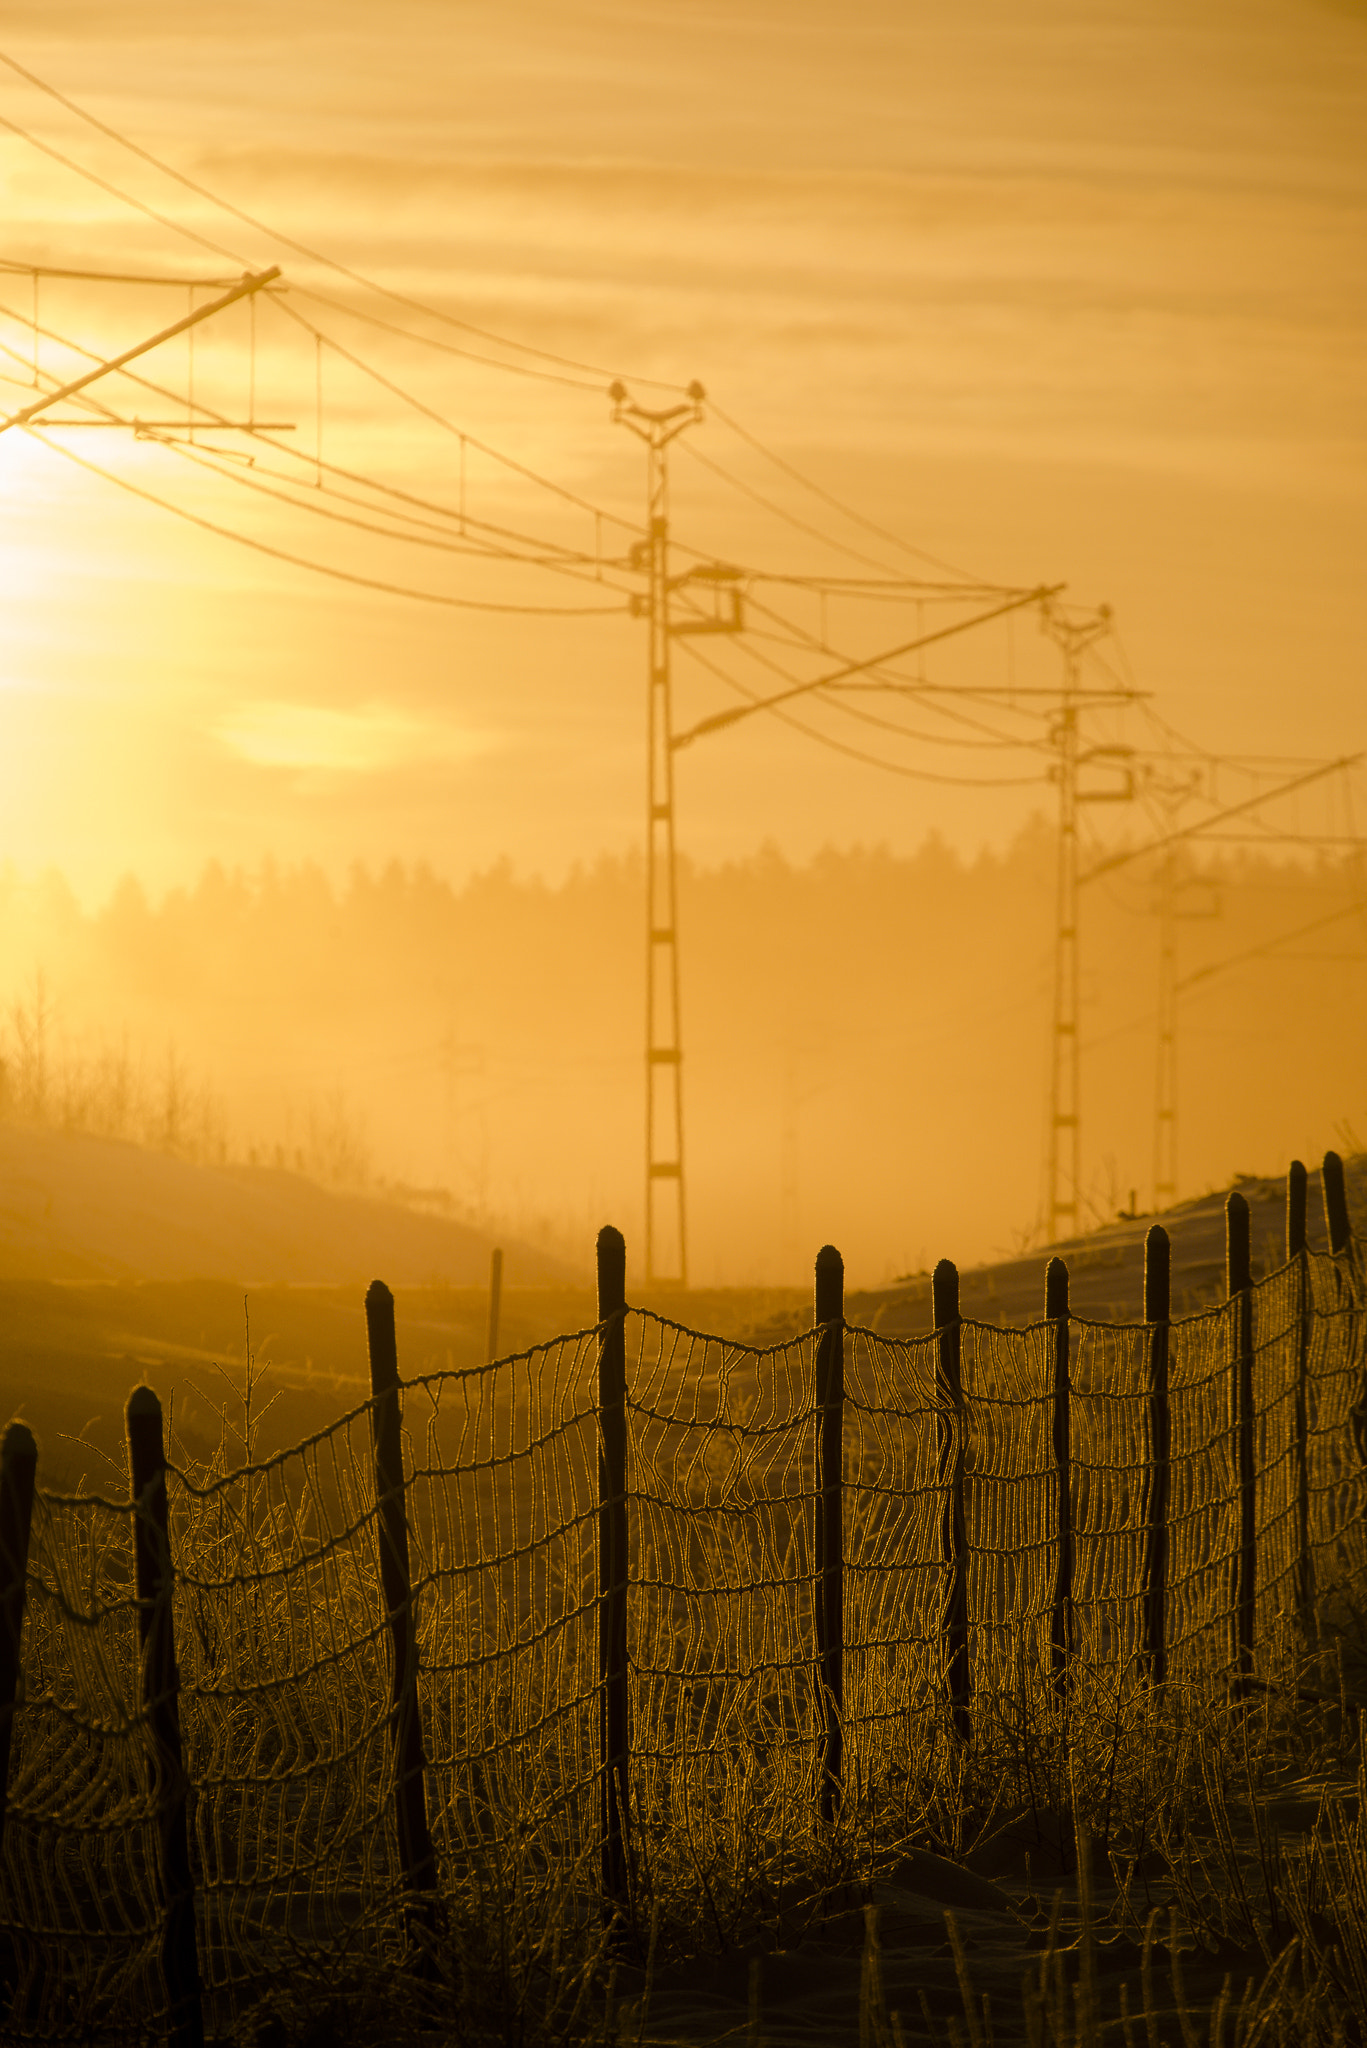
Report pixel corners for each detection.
[0,1202,1361,2042]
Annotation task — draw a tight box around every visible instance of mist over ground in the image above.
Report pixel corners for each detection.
[1,827,1360,1287]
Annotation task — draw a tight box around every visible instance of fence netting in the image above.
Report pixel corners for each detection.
[0,1252,1361,2037]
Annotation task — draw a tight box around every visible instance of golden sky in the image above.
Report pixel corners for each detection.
[0,0,1364,905]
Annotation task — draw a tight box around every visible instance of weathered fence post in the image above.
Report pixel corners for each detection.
[1287,1158,1308,1261]
[933,1260,970,1741]
[364,1283,439,1928]
[1046,1258,1072,1695]
[0,1421,36,1861]
[814,1244,844,1821]
[1142,1226,1171,1684]
[1287,1161,1314,1628]
[126,1387,203,2048]
[595,1226,629,1910]
[1225,1195,1256,1695]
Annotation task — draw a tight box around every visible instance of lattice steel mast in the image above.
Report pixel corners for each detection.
[1041,603,1126,1243]
[1142,759,1361,1212]
[1149,777,1217,1211]
[610,379,708,1285]
[1153,845,1179,1209]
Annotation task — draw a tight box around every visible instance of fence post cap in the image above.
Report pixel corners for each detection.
[1322,1150,1351,1254]
[1286,1159,1308,1257]
[1225,1188,1251,1252]
[1144,1222,1171,1323]
[1226,1189,1252,1294]
[596,1225,626,1279]
[1045,1256,1069,1318]
[932,1258,960,1324]
[0,1420,35,1465]
[365,1281,401,1400]
[126,1386,166,1504]
[596,1226,627,1318]
[1147,1212,1180,1310]
[814,1243,843,1325]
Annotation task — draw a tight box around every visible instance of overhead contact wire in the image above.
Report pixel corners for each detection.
[723,619,1052,761]
[676,639,1046,788]
[29,429,628,615]
[0,297,634,587]
[273,296,639,533]
[678,437,910,577]
[706,396,989,583]
[157,435,638,597]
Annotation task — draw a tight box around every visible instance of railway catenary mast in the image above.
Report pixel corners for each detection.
[611,380,742,1286]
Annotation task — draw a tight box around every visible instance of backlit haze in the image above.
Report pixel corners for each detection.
[0,0,1363,1284]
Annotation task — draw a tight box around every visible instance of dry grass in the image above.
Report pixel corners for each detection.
[217,1529,1367,2048]
[5,1319,1366,2048]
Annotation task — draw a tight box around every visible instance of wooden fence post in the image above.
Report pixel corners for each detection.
[814,1244,844,1822]
[1046,1258,1072,1696]
[1287,1158,1308,1262]
[1225,1196,1255,1694]
[933,1260,970,1741]
[0,1421,36,1861]
[1287,1161,1314,1628]
[595,1226,629,1910]
[364,1283,439,1928]
[126,1387,203,2048]
[1142,1226,1171,1684]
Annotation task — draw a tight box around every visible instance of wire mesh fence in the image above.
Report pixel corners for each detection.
[0,1173,1360,2042]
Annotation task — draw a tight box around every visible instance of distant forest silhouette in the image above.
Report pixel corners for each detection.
[0,827,1360,1281]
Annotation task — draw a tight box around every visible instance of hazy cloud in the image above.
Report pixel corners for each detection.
[212,700,495,775]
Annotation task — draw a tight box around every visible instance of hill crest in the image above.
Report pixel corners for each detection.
[0,1121,567,1286]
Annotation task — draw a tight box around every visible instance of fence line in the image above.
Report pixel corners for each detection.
[0,1153,1360,2039]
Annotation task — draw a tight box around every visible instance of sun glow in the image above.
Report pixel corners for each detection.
[212,698,493,774]
[0,434,72,611]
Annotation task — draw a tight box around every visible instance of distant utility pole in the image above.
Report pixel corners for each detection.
[1148,772,1218,1211]
[611,380,743,1287]
[1041,603,1131,1243]
[664,580,1064,1267]
[1081,753,1360,1223]
[1151,851,1222,1211]
[1153,845,1179,1210]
